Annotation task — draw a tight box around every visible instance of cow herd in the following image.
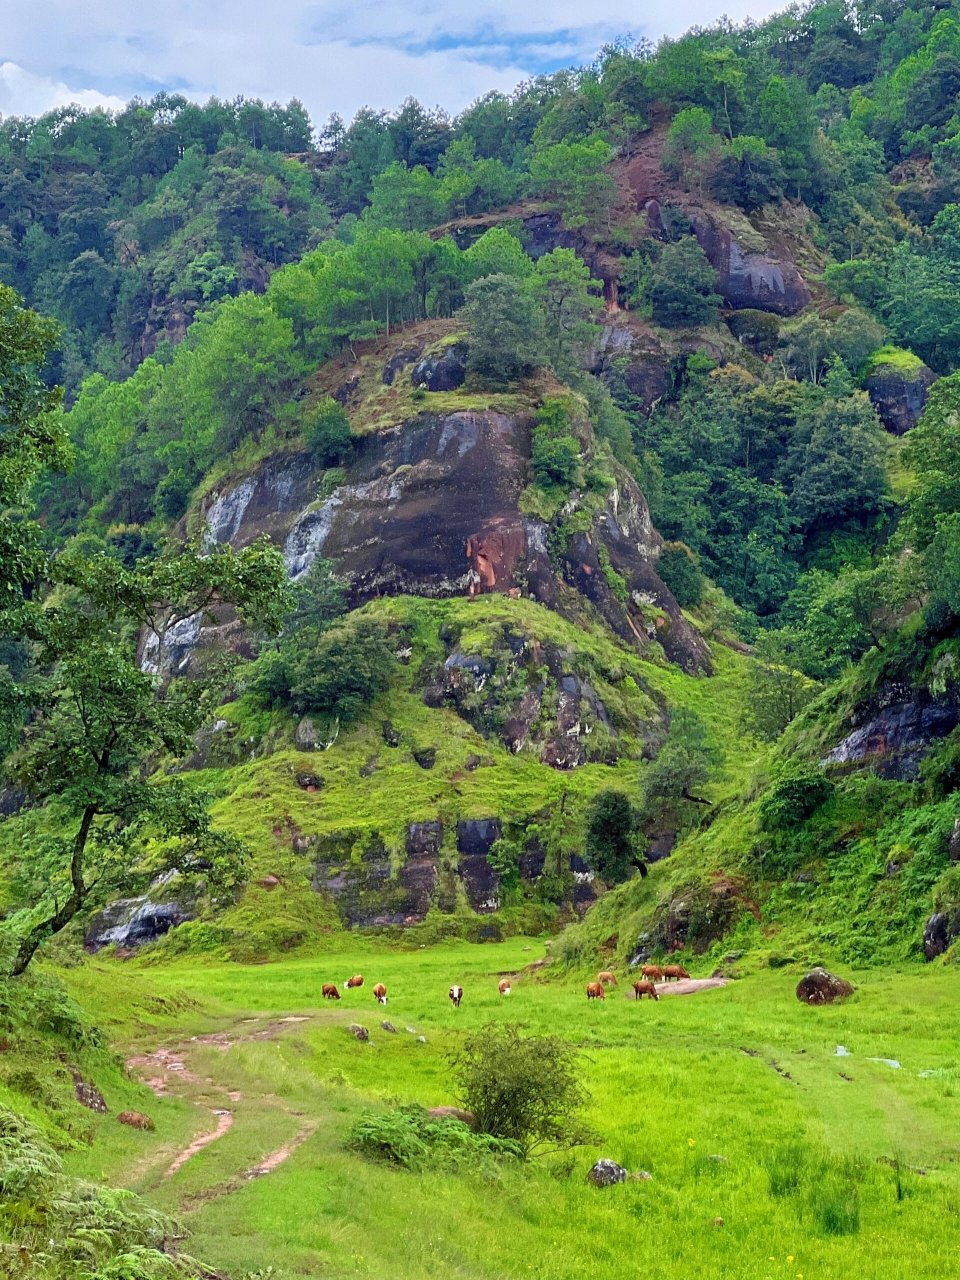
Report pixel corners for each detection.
[319,965,691,1010]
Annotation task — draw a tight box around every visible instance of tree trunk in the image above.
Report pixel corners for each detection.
[9,806,96,977]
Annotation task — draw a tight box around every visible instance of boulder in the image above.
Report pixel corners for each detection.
[949,817,960,862]
[427,1106,476,1126]
[413,747,437,770]
[412,342,468,392]
[118,1110,155,1131]
[923,912,958,961]
[380,1020,398,1033]
[588,1158,628,1188]
[70,1070,108,1113]
[865,356,936,436]
[382,721,400,748]
[795,968,855,1005]
[347,1024,370,1042]
[295,772,324,791]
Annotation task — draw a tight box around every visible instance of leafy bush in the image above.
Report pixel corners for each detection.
[257,615,396,723]
[757,766,835,832]
[450,1025,589,1157]
[648,237,720,328]
[585,789,638,884]
[303,397,354,466]
[347,1105,521,1171]
[657,541,705,608]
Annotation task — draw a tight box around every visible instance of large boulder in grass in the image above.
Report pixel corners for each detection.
[588,1158,628,1187]
[795,968,855,1005]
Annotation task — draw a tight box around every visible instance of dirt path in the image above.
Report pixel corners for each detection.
[126,1014,317,1195]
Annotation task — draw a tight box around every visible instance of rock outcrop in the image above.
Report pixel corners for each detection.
[865,354,936,436]
[923,911,959,961]
[688,211,811,316]
[796,968,855,1004]
[588,1159,628,1187]
[822,687,960,781]
[85,893,193,952]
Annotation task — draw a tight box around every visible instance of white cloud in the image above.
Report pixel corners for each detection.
[1,1,781,125]
[0,61,127,118]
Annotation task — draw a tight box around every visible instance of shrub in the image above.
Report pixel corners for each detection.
[450,1025,589,1157]
[585,789,638,884]
[657,541,705,608]
[757,766,835,833]
[284,616,396,722]
[347,1105,521,1171]
[648,237,720,328]
[303,397,354,466]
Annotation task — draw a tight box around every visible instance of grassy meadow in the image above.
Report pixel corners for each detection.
[46,940,960,1280]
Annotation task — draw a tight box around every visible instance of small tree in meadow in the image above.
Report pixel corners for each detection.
[451,1025,589,1158]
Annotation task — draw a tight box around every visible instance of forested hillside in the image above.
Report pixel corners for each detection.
[3,0,960,976]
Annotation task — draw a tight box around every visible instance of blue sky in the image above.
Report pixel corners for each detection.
[1,1,781,125]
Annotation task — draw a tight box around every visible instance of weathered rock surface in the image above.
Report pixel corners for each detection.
[923,912,959,961]
[412,342,468,391]
[796,968,855,1004]
[70,1069,108,1113]
[588,1158,628,1187]
[688,211,810,316]
[85,895,192,952]
[822,688,960,781]
[865,360,936,436]
[347,1024,370,1042]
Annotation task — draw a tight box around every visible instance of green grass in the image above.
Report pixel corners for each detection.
[32,942,960,1280]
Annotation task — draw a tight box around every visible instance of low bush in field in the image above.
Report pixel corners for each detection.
[347,1105,521,1171]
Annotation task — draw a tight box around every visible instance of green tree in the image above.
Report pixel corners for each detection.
[584,790,639,884]
[462,274,546,382]
[663,107,720,197]
[528,138,616,231]
[302,396,354,466]
[641,708,719,824]
[528,248,603,371]
[282,616,396,723]
[648,237,720,328]
[450,1025,588,1158]
[740,629,822,741]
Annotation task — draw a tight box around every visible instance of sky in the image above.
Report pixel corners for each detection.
[0,0,783,128]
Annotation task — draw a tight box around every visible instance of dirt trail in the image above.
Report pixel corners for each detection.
[164,1109,235,1178]
[126,1014,317,1194]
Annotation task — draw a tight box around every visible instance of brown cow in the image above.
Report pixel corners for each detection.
[498,979,512,996]
[586,981,606,1000]
[597,970,617,987]
[640,964,664,982]
[449,984,463,1008]
[662,964,690,981]
[321,983,341,1000]
[345,975,364,989]
[633,981,659,1001]
[372,983,388,1005]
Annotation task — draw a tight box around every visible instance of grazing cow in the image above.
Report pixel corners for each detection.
[586,981,606,1000]
[597,970,617,987]
[321,983,341,1000]
[640,965,664,982]
[662,964,690,981]
[449,985,463,1008]
[345,975,364,989]
[633,980,659,1001]
[498,979,512,996]
[372,983,388,1005]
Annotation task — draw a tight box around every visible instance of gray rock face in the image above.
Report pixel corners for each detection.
[950,818,960,862]
[457,818,502,913]
[865,361,936,436]
[295,716,321,750]
[85,896,191,952]
[412,342,468,391]
[347,1024,370,1042]
[588,1159,628,1187]
[822,692,960,781]
[923,912,958,961]
[689,211,810,316]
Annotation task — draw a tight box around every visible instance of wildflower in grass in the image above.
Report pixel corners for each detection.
[688,1138,696,1147]
[787,1257,795,1264]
